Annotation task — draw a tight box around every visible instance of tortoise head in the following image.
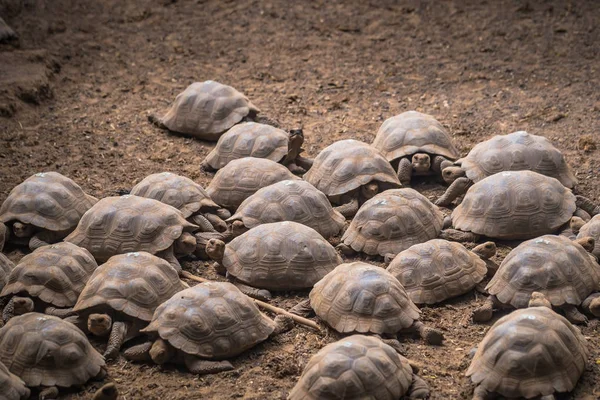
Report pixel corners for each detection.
[472,242,497,260]
[174,232,197,255]
[411,153,431,173]
[149,338,174,365]
[88,313,112,336]
[12,222,35,238]
[574,236,595,253]
[569,216,586,234]
[441,166,465,184]
[12,296,35,315]
[528,292,552,309]
[287,129,305,160]
[360,181,379,200]
[205,238,226,263]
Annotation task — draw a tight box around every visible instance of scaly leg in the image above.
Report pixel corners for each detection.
[408,374,430,399]
[397,157,413,186]
[582,292,600,317]
[2,297,14,323]
[431,156,453,173]
[472,295,499,323]
[576,195,600,216]
[334,197,359,218]
[438,229,480,242]
[230,278,271,301]
[183,354,234,375]
[288,299,314,318]
[295,156,313,171]
[39,386,59,400]
[335,242,356,257]
[44,306,76,318]
[190,214,217,233]
[123,342,153,362]
[203,213,227,233]
[92,383,118,400]
[435,177,472,207]
[561,304,588,325]
[472,385,493,400]
[412,321,443,345]
[104,321,129,360]
[29,234,50,250]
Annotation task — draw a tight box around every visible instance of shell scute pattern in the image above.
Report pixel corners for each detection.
[289,335,414,400]
[223,222,342,290]
[74,252,186,321]
[452,171,576,240]
[459,131,577,187]
[486,235,600,308]
[577,214,600,258]
[0,253,15,293]
[387,239,487,304]
[467,307,588,399]
[0,313,104,388]
[0,360,30,400]
[1,242,98,307]
[310,262,420,334]
[304,140,401,197]
[0,172,96,232]
[229,180,345,238]
[342,188,444,256]
[142,282,275,359]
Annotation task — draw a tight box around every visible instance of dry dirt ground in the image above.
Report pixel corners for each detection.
[1,0,599,399]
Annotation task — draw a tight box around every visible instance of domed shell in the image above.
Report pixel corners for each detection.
[486,235,600,308]
[0,360,30,400]
[130,172,219,218]
[0,242,98,307]
[156,81,260,141]
[342,188,444,257]
[304,140,401,197]
[577,214,600,259]
[222,221,342,291]
[203,122,289,170]
[458,131,577,188]
[74,252,187,322]
[451,171,576,240]
[0,172,97,233]
[206,157,300,211]
[0,313,104,388]
[289,335,414,400]
[310,262,420,334]
[228,180,345,238]
[387,239,487,305]
[142,282,275,359]
[466,307,588,399]
[65,195,197,262]
[372,111,459,162]
[0,253,15,293]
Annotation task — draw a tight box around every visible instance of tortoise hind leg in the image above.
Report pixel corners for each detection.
[438,229,480,243]
[289,299,314,318]
[29,234,50,250]
[576,195,600,216]
[412,321,443,345]
[39,386,59,400]
[123,341,154,362]
[472,295,499,323]
[397,157,413,186]
[229,277,271,301]
[561,304,588,325]
[408,373,430,399]
[44,306,76,318]
[183,354,233,375]
[582,292,600,317]
[103,321,130,361]
[335,242,356,257]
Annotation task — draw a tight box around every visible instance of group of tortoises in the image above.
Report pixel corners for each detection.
[0,80,598,399]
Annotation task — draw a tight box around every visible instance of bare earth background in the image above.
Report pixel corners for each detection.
[1,0,599,399]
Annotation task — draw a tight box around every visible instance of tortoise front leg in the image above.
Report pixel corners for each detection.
[157,248,182,274]
[573,208,591,222]
[408,373,430,399]
[104,321,130,360]
[472,295,500,323]
[576,195,600,216]
[582,292,600,317]
[39,386,59,400]
[190,214,217,233]
[335,242,356,257]
[229,277,272,301]
[29,234,50,250]
[438,229,480,243]
[0,223,7,251]
[334,197,359,218]
[44,306,76,318]
[435,177,472,207]
[123,341,154,362]
[397,157,413,186]
[411,321,444,345]
[64,315,86,330]
[285,162,306,175]
[560,304,588,325]
[2,297,14,323]
[472,385,494,400]
[288,299,314,318]
[431,155,453,173]
[202,213,228,233]
[92,383,118,400]
[183,354,234,375]
[295,155,313,171]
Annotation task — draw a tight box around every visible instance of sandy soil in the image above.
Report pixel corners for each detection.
[0,0,599,399]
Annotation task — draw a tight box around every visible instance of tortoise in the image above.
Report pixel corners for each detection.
[0,359,30,400]
[467,296,588,400]
[0,172,97,250]
[387,240,498,305]
[372,111,459,185]
[65,195,198,273]
[337,188,444,258]
[290,262,444,345]
[436,131,578,207]
[303,140,402,218]
[122,281,292,375]
[226,180,346,239]
[206,157,300,211]
[0,242,98,322]
[149,80,265,141]
[0,313,106,399]
[288,335,429,400]
[71,251,188,360]
[472,234,600,324]
[129,171,230,233]
[439,171,598,242]
[205,221,342,300]
[572,214,600,259]
[201,123,313,173]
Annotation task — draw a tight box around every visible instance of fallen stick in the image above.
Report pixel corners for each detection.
[180,271,321,332]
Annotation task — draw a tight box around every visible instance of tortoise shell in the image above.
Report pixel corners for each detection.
[0,253,15,294]
[289,335,414,400]
[228,180,345,238]
[457,131,577,188]
[142,281,275,359]
[1,242,98,307]
[387,239,487,305]
[206,157,300,211]
[372,111,459,162]
[74,252,187,322]
[466,307,588,399]
[130,172,219,218]
[0,172,97,233]
[65,195,197,262]
[203,122,289,170]
[451,171,576,240]
[0,360,30,400]
[0,313,104,388]
[486,235,600,308]
[221,221,342,291]
[303,140,401,197]
[577,214,600,259]
[156,81,260,141]
[341,188,444,257]
[310,262,420,334]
